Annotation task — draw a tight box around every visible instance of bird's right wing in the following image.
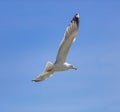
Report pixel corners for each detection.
[32,71,53,82]
[55,14,79,64]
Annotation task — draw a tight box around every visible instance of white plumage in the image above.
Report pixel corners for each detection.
[32,13,80,82]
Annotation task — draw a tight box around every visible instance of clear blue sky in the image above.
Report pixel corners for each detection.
[0,1,120,112]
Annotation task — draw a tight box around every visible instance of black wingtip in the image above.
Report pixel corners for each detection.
[74,13,79,18]
[32,79,41,82]
[71,13,79,27]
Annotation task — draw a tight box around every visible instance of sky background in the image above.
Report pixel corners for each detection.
[0,1,120,112]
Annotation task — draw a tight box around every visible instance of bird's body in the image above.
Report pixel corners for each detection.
[32,13,80,82]
[54,62,77,71]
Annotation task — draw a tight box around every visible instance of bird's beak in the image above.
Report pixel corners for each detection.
[73,67,77,70]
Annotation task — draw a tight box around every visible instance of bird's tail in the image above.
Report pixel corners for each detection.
[44,61,54,72]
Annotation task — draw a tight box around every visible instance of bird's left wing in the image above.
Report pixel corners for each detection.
[32,71,53,82]
[55,14,79,64]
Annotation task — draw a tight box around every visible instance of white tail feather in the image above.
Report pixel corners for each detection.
[44,61,54,72]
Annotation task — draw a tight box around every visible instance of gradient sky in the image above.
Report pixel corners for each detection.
[0,1,120,112]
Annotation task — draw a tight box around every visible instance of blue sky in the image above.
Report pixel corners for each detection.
[0,1,120,112]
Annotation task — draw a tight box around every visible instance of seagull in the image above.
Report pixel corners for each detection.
[32,13,79,82]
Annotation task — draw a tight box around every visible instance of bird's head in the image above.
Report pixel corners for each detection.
[66,63,77,70]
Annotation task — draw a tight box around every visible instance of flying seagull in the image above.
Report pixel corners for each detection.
[32,13,79,82]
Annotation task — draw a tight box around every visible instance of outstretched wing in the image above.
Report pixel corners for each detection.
[55,14,79,64]
[32,71,53,82]
[32,61,54,82]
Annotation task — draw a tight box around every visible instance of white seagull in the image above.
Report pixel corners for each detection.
[32,13,80,82]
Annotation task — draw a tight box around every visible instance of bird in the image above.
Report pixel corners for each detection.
[32,13,80,82]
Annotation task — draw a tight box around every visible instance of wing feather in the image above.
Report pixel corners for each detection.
[32,72,53,82]
[55,14,79,64]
